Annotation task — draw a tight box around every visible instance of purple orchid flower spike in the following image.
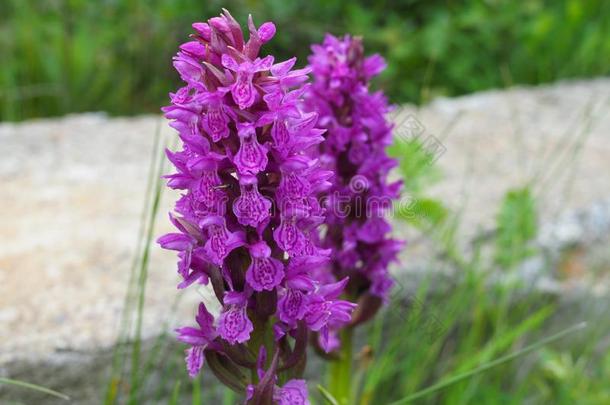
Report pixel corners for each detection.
[305,34,404,343]
[158,11,356,403]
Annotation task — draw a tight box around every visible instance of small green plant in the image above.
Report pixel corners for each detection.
[493,187,538,269]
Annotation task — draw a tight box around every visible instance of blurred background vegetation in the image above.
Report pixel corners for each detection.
[1,0,609,121]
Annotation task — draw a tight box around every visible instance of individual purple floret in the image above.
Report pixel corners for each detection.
[175,303,221,377]
[305,34,403,336]
[245,348,310,405]
[158,10,355,402]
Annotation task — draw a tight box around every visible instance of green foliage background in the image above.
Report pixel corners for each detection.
[1,0,609,121]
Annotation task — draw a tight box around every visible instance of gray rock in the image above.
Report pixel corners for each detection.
[394,78,610,276]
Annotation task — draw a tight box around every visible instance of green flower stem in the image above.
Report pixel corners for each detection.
[328,327,354,404]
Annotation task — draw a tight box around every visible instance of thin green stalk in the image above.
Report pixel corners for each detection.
[169,381,181,405]
[104,118,162,405]
[192,374,201,405]
[128,120,167,404]
[318,384,340,405]
[0,377,70,401]
[328,327,354,405]
[388,322,587,405]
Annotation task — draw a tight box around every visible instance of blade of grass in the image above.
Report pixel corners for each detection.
[168,381,182,405]
[457,304,553,372]
[317,384,340,405]
[532,94,598,195]
[361,278,446,402]
[448,304,553,405]
[104,117,164,404]
[128,119,168,403]
[387,322,587,404]
[0,377,70,401]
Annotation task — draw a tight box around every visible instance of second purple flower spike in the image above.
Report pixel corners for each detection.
[306,34,404,342]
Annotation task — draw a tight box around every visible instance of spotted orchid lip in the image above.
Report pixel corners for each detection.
[246,253,285,292]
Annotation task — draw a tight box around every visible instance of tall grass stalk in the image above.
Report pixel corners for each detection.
[128,120,168,403]
[103,119,167,404]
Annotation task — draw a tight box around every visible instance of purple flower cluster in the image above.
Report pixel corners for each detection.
[158,10,355,402]
[306,35,403,323]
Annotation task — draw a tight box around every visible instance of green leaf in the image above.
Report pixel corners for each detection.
[396,197,448,229]
[317,384,340,405]
[388,138,442,194]
[494,186,538,269]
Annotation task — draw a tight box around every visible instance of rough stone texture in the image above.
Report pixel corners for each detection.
[1,79,609,400]
[399,77,610,238]
[0,114,201,364]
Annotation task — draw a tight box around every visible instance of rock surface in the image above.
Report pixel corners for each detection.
[0,115,195,366]
[393,77,610,289]
[423,78,609,234]
[1,79,609,400]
